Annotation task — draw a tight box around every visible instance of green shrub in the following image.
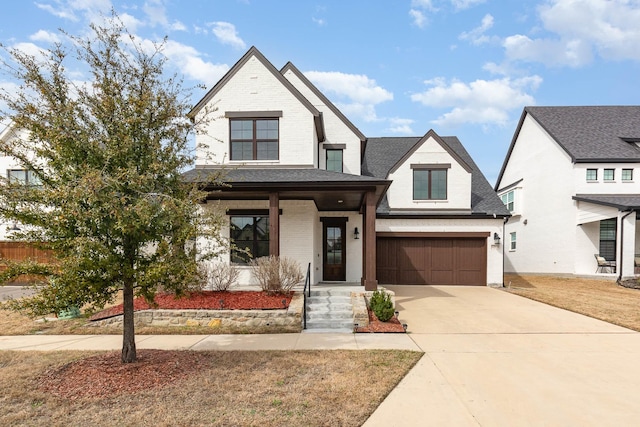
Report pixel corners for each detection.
[369,290,395,322]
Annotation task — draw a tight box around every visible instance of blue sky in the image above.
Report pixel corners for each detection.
[2,0,640,184]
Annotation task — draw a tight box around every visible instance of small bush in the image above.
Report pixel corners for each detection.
[369,290,395,322]
[203,263,240,291]
[250,256,303,295]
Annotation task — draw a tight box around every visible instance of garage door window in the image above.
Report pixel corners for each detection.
[413,169,447,200]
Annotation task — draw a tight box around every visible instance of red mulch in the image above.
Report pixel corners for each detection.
[38,349,207,400]
[355,309,406,333]
[90,291,293,321]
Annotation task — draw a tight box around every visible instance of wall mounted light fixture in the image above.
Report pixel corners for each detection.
[354,227,360,240]
[493,232,501,245]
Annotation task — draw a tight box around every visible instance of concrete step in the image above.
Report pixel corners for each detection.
[307,295,351,304]
[308,289,353,297]
[306,303,353,312]
[307,310,353,320]
[305,320,355,330]
[304,289,356,332]
[301,327,353,334]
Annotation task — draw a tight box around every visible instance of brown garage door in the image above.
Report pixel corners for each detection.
[377,236,487,285]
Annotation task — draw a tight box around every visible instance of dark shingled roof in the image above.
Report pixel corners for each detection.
[525,106,640,162]
[183,167,387,185]
[573,194,640,210]
[363,136,510,217]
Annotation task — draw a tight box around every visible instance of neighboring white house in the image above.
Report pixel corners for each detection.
[495,106,640,279]
[185,46,509,289]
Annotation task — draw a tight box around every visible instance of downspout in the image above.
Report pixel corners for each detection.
[617,209,635,282]
[502,216,508,287]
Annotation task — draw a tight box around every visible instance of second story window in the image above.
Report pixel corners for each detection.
[326,149,343,173]
[586,169,598,181]
[604,168,615,181]
[413,169,447,200]
[230,118,279,161]
[501,190,515,213]
[622,169,633,181]
[8,169,41,187]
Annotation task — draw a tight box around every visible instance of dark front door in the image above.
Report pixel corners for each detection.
[323,222,346,281]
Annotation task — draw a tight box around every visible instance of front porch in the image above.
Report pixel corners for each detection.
[574,195,640,278]
[187,167,390,290]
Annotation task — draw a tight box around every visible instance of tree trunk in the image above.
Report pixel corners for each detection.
[121,278,137,363]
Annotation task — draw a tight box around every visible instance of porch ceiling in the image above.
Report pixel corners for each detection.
[206,187,372,211]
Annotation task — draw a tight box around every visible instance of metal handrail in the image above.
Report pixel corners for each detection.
[303,262,310,329]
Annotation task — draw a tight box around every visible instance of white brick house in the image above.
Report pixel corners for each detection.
[185,47,509,289]
[496,106,640,279]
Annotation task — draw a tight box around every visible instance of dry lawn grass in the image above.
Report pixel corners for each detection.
[0,349,422,427]
[504,274,640,331]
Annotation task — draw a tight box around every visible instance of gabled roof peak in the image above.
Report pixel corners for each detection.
[387,129,472,176]
[188,46,319,119]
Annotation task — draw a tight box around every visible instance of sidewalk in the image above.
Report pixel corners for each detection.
[0,332,421,352]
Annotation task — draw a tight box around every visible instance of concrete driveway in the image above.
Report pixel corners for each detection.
[0,285,35,302]
[365,285,640,427]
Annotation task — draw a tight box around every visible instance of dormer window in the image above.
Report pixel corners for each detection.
[412,164,449,201]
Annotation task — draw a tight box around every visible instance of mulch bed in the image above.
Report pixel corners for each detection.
[90,291,293,321]
[38,349,208,400]
[355,309,406,333]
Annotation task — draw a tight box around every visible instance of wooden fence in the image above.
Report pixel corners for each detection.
[0,241,55,282]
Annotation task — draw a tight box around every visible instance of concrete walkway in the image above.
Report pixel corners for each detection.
[3,285,640,426]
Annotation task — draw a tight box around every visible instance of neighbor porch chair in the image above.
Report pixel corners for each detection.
[594,254,615,273]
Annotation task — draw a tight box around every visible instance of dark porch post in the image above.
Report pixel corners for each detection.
[362,190,378,291]
[269,192,280,256]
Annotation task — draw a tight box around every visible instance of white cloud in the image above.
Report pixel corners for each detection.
[30,30,61,44]
[10,43,49,61]
[312,17,326,26]
[503,34,592,67]
[459,13,495,45]
[451,0,486,10]
[411,75,542,126]
[35,1,80,21]
[504,0,640,67]
[387,118,415,135]
[305,71,393,122]
[162,40,229,84]
[409,9,428,28]
[143,0,186,32]
[411,0,436,10]
[208,22,246,50]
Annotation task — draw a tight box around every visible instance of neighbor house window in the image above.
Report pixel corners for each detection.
[413,169,447,200]
[501,190,515,213]
[510,232,517,251]
[8,169,41,187]
[230,216,269,264]
[604,169,615,181]
[586,169,598,181]
[622,169,633,181]
[599,218,616,261]
[230,118,279,160]
[326,149,343,173]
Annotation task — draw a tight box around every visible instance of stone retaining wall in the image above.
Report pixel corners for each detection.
[89,292,304,332]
